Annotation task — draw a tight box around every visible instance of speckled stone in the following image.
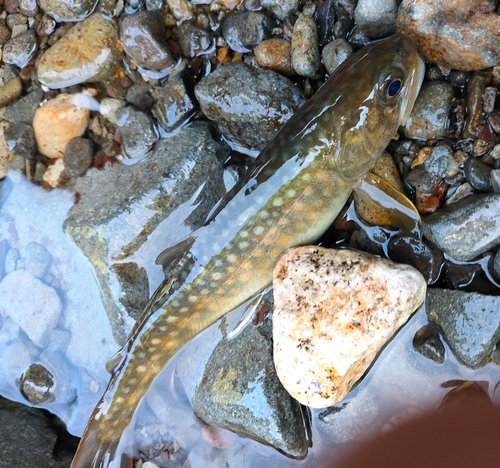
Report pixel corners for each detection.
[222,11,275,53]
[322,38,353,75]
[2,29,38,68]
[260,0,299,21]
[273,247,426,408]
[291,15,322,79]
[255,38,294,76]
[354,0,398,39]
[0,77,23,108]
[38,0,97,21]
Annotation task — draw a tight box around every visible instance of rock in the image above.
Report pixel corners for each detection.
[398,0,500,71]
[63,137,93,177]
[423,144,459,180]
[272,247,426,408]
[38,0,97,21]
[463,157,492,192]
[33,93,90,159]
[20,363,56,404]
[121,11,176,72]
[291,15,322,79]
[412,324,446,364]
[4,86,44,124]
[255,38,294,76]
[177,21,213,57]
[426,288,500,368]
[166,0,192,22]
[24,241,52,278]
[354,0,398,38]
[0,77,23,109]
[19,0,39,16]
[0,122,16,178]
[2,29,38,68]
[406,165,447,215]
[195,63,305,150]
[43,159,66,187]
[493,249,500,279]
[99,97,127,125]
[37,13,123,89]
[124,84,153,111]
[37,14,56,36]
[322,38,353,75]
[222,11,275,53]
[64,121,228,343]
[260,0,299,21]
[421,192,500,262]
[3,122,36,160]
[0,269,62,348]
[193,317,309,458]
[403,81,454,139]
[0,18,12,45]
[115,106,158,162]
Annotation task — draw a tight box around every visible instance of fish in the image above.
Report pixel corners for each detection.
[71,33,425,468]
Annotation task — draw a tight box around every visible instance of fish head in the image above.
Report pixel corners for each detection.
[331,33,425,184]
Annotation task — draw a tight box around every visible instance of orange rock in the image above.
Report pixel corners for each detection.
[255,38,294,76]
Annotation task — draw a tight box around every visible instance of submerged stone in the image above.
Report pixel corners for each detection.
[273,247,426,408]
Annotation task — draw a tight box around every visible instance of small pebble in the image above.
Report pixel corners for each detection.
[291,15,322,79]
[43,158,66,187]
[166,0,193,22]
[63,137,93,177]
[322,38,353,75]
[424,144,459,179]
[177,21,213,58]
[483,86,497,114]
[0,19,12,45]
[413,324,446,364]
[354,0,398,39]
[19,0,38,16]
[255,38,294,75]
[260,0,299,21]
[222,11,275,53]
[463,157,492,192]
[20,363,55,404]
[0,77,23,109]
[490,169,500,192]
[2,29,38,68]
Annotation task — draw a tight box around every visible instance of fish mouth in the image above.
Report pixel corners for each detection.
[400,54,425,126]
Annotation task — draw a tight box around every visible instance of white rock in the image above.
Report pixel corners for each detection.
[43,158,65,187]
[272,246,426,408]
[0,269,62,347]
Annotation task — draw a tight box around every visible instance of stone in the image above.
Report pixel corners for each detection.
[33,93,90,159]
[3,86,44,124]
[272,247,426,408]
[255,38,294,76]
[463,157,492,192]
[24,241,52,278]
[423,144,459,179]
[20,363,56,404]
[354,0,398,39]
[291,15,322,79]
[322,38,353,75]
[421,192,500,261]
[260,0,299,21]
[37,13,123,89]
[166,0,192,22]
[0,269,62,348]
[412,324,446,364]
[0,77,23,109]
[4,122,36,160]
[63,137,93,177]
[38,0,97,21]
[222,11,275,53]
[426,288,500,368]
[177,21,213,58]
[43,158,66,187]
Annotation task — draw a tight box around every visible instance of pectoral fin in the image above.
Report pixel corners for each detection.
[353,171,420,232]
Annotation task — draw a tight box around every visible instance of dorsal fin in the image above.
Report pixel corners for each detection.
[155,235,195,270]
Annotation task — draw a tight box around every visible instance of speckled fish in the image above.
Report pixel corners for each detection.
[71,33,424,468]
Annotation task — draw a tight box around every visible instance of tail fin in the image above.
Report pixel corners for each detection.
[71,428,120,468]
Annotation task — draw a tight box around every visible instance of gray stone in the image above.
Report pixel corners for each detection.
[291,15,322,79]
[403,81,454,139]
[24,241,52,278]
[322,38,353,75]
[2,29,38,68]
[260,0,299,21]
[3,122,36,160]
[177,21,213,57]
[354,0,398,38]
[193,317,309,458]
[38,0,97,21]
[422,192,500,261]
[426,288,500,368]
[63,137,93,178]
[3,87,44,124]
[463,157,493,192]
[424,144,459,179]
[195,63,305,150]
[412,324,446,364]
[222,11,275,53]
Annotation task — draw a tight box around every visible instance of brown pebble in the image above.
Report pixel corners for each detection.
[5,0,19,13]
[217,45,231,64]
[415,180,448,215]
[255,38,294,75]
[0,18,11,45]
[0,77,23,108]
[63,137,93,177]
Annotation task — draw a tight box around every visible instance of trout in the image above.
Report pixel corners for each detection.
[71,33,424,467]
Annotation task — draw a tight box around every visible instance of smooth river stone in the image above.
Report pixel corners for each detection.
[273,246,426,408]
[37,13,122,89]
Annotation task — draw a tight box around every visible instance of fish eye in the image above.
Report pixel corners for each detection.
[387,78,402,97]
[379,73,404,102]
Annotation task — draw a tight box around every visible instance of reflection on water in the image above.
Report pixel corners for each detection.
[1,171,500,466]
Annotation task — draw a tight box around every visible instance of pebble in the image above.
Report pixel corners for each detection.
[121,11,176,72]
[403,81,454,139]
[260,0,299,21]
[154,72,197,133]
[19,0,39,16]
[422,192,500,261]
[426,288,500,368]
[20,363,55,404]
[291,15,322,79]
[446,182,474,205]
[2,29,38,68]
[322,38,353,75]
[99,97,127,125]
[33,93,90,159]
[354,0,398,39]
[272,246,426,408]
[166,0,193,22]
[0,269,62,348]
[4,86,44,124]
[412,324,446,364]
[0,77,23,109]
[63,137,93,177]
[0,122,16,179]
[483,86,497,115]
[36,14,56,37]
[4,122,36,160]
[423,144,459,179]
[24,242,52,278]
[406,165,447,215]
[316,0,353,46]
[195,62,305,149]
[43,158,66,187]
[115,106,158,162]
[38,0,97,21]
[222,11,275,53]
[463,157,492,192]
[398,0,500,71]
[177,21,214,58]
[0,18,12,45]
[37,13,123,89]
[255,38,294,76]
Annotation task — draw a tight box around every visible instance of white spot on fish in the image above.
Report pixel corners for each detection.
[273,198,284,207]
[239,241,249,249]
[253,226,265,235]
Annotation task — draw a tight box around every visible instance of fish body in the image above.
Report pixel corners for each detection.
[71,34,424,467]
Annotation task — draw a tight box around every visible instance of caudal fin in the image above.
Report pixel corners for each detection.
[71,429,121,468]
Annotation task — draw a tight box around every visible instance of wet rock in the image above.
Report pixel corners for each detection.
[426,288,500,368]
[291,15,322,79]
[33,93,90,159]
[121,11,176,72]
[424,144,459,180]
[195,63,305,150]
[37,14,56,37]
[38,0,97,21]
[4,86,44,124]
[388,234,444,284]
[483,86,497,115]
[193,317,309,458]
[398,0,500,71]
[2,29,38,68]
[406,165,447,215]
[222,11,275,53]
[24,241,52,278]
[443,259,482,289]
[0,77,23,109]
[63,137,93,177]
[115,106,158,162]
[177,21,213,57]
[0,18,12,45]
[125,84,153,110]
[273,247,426,407]
[354,0,397,38]
[261,0,299,21]
[3,122,36,160]
[0,269,62,348]
[403,81,454,139]
[153,72,198,133]
[413,324,446,364]
[99,97,126,125]
[0,332,40,389]
[463,157,492,192]
[64,121,228,343]
[20,363,55,404]
[37,13,123,89]
[322,38,353,75]
[422,192,500,261]
[19,0,38,16]
[255,38,294,76]
[493,249,500,279]
[166,0,192,22]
